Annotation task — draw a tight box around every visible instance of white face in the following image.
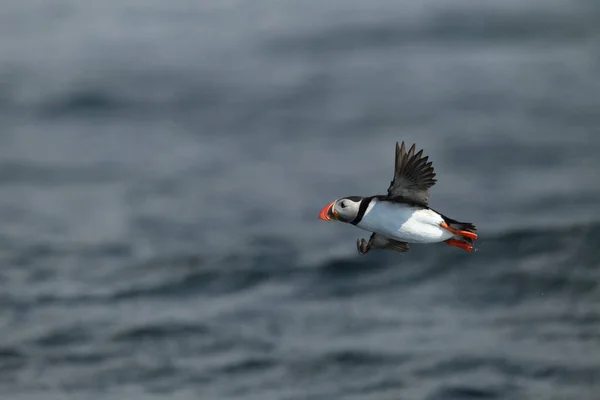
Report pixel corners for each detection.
[331,197,362,223]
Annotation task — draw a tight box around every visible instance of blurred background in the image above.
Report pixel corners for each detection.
[1,0,599,399]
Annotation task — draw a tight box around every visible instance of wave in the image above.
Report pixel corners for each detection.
[31,326,91,348]
[111,321,211,342]
[264,6,597,55]
[1,220,597,312]
[427,386,501,400]
[214,356,278,376]
[0,162,123,185]
[480,220,600,243]
[417,353,600,387]
[2,73,232,120]
[307,349,409,368]
[40,90,124,116]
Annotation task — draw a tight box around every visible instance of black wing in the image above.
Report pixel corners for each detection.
[386,141,437,204]
[356,233,409,255]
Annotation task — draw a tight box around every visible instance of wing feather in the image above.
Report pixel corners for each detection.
[386,141,437,204]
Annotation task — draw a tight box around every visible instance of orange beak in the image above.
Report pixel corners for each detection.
[318,200,338,221]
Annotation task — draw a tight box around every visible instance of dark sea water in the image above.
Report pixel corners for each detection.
[1,1,600,399]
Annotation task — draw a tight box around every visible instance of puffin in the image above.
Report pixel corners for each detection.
[318,141,477,255]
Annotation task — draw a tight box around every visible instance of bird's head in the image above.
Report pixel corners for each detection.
[318,196,363,224]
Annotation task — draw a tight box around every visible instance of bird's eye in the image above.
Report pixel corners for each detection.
[340,201,347,208]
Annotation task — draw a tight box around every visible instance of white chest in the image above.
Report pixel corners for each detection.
[356,200,453,243]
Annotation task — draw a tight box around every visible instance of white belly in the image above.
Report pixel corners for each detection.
[356,200,453,243]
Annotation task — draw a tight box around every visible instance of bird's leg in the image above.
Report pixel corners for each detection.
[440,221,478,240]
[356,238,370,255]
[444,239,473,252]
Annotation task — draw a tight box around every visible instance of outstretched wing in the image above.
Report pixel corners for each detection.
[356,233,409,255]
[386,141,437,204]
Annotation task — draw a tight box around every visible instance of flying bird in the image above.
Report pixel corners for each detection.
[318,142,477,255]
